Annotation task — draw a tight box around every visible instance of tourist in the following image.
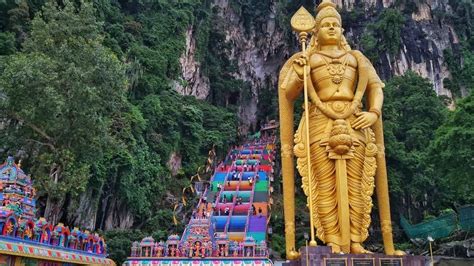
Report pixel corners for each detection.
[258,207,263,217]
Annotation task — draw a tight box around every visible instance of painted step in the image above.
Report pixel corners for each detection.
[248,216,267,232]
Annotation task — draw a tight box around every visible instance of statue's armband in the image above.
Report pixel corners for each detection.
[365,57,384,90]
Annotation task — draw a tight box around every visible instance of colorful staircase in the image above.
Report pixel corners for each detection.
[124,130,277,266]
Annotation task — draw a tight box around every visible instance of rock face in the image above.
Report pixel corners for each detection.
[341,0,459,97]
[174,27,210,100]
[392,20,455,95]
[209,0,288,133]
[167,152,182,176]
[333,0,387,9]
[377,0,459,96]
[176,0,462,130]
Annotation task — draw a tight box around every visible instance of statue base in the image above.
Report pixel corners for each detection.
[282,246,426,266]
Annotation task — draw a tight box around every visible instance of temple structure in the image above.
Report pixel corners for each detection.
[0,156,114,266]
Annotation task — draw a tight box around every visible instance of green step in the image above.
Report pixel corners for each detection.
[254,181,268,192]
[211,181,225,192]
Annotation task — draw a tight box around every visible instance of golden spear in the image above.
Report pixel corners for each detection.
[290,7,317,247]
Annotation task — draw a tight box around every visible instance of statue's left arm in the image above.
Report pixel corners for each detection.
[366,61,384,116]
[353,57,384,130]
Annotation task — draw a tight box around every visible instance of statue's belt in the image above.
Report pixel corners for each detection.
[301,100,370,150]
[307,100,361,116]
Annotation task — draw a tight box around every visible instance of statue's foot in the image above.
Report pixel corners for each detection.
[385,248,406,256]
[393,250,406,256]
[287,250,300,260]
[350,243,372,254]
[328,243,341,253]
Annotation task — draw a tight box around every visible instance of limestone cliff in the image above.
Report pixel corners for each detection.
[174,27,210,100]
[341,0,459,96]
[176,0,466,132]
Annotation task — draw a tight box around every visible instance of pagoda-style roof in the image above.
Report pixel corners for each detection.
[243,236,256,246]
[0,157,30,184]
[140,236,155,246]
[54,223,70,235]
[167,234,180,242]
[0,156,110,262]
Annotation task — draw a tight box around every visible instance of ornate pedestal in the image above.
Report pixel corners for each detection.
[283,247,426,266]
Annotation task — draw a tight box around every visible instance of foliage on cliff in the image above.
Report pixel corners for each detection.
[0,0,237,233]
[441,0,474,98]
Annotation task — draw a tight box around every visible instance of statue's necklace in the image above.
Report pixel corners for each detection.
[321,53,349,85]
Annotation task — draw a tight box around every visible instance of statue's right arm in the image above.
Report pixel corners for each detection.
[283,68,304,102]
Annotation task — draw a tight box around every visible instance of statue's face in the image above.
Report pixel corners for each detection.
[317,17,342,45]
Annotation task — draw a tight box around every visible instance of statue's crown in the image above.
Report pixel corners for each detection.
[315,0,341,30]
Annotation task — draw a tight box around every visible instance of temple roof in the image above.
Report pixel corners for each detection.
[0,156,30,185]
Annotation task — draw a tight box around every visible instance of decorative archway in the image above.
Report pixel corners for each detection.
[2,216,17,236]
[23,220,35,240]
[97,239,105,254]
[54,224,70,247]
[41,224,53,244]
[77,234,84,250]
[86,235,95,252]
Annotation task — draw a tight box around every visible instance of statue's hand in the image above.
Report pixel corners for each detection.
[292,54,309,79]
[352,112,378,129]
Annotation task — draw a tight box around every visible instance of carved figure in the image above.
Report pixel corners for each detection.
[279,0,403,257]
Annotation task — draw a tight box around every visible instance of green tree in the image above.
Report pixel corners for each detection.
[430,92,474,204]
[0,31,15,55]
[0,0,129,224]
[383,71,447,222]
[103,229,145,264]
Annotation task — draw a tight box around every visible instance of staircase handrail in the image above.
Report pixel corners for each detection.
[213,161,234,207]
[224,171,242,234]
[181,146,238,244]
[244,164,260,235]
[210,147,240,236]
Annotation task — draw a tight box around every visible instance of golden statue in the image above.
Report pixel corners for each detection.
[278,0,404,257]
